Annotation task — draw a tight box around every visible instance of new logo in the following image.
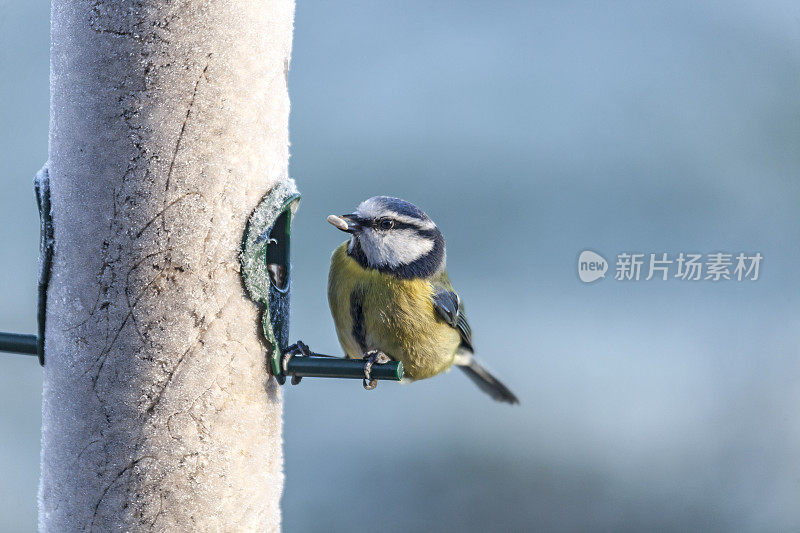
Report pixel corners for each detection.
[578,250,608,283]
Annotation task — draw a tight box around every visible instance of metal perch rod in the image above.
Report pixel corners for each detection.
[0,332,38,356]
[0,332,404,382]
[285,355,403,381]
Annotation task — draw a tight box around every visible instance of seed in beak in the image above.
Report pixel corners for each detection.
[327,214,350,232]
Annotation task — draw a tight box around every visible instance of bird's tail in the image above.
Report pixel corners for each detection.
[457,355,519,404]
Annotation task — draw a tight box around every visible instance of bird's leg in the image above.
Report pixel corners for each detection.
[282,340,312,385]
[362,350,391,390]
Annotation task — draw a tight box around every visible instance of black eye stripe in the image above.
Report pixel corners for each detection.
[416,228,439,239]
[371,219,423,231]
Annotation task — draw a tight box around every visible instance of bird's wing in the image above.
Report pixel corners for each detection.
[431,272,474,352]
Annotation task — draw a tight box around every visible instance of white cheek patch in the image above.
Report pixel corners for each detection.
[359,229,434,267]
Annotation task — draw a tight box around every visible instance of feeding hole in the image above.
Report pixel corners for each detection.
[266,210,291,292]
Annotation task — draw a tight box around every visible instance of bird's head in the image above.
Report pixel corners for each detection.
[328,196,446,279]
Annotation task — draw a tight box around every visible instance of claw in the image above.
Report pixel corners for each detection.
[362,350,390,390]
[282,340,312,385]
[281,349,292,375]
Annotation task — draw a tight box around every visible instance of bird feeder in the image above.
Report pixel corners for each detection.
[1,176,403,389]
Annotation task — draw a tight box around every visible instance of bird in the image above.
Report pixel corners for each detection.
[323,196,519,404]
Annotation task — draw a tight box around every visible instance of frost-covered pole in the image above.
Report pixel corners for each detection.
[40,1,294,530]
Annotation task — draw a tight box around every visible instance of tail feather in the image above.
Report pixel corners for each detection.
[458,357,519,404]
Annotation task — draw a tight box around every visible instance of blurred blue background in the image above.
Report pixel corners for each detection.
[2,1,800,531]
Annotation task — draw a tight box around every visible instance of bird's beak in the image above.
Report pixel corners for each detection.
[327,214,361,233]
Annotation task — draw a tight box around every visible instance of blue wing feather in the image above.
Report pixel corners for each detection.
[432,285,474,352]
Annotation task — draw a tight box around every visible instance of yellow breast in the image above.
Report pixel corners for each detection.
[327,242,461,380]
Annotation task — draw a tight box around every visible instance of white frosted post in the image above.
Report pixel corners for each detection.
[39,1,294,530]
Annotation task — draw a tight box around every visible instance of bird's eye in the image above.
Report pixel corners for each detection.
[378,218,394,230]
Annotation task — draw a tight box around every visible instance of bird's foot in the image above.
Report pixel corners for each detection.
[282,340,312,385]
[362,350,391,390]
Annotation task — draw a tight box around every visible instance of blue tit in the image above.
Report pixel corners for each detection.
[326,196,519,404]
